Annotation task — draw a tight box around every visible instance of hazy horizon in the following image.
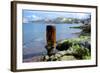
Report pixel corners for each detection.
[23,10,91,23]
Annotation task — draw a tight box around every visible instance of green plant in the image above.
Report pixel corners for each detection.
[71,44,90,59]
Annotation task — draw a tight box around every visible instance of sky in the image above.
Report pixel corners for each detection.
[22,10,91,23]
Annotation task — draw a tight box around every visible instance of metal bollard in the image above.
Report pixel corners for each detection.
[46,25,56,56]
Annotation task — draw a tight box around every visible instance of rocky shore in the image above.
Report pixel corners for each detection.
[23,36,91,62]
[43,36,91,61]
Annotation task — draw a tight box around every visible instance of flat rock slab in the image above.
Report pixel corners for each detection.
[60,55,76,61]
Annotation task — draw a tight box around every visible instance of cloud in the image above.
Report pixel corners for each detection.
[31,15,42,21]
[23,18,28,23]
[75,13,90,19]
[26,15,37,18]
[25,15,42,21]
[32,15,37,18]
[23,15,42,23]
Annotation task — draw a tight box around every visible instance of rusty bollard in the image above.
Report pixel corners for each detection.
[44,25,56,61]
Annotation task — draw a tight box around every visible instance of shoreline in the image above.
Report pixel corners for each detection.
[23,55,45,62]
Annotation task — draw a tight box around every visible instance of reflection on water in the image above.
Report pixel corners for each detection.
[23,22,82,59]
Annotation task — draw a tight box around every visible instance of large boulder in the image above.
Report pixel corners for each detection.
[56,41,72,51]
[78,41,91,52]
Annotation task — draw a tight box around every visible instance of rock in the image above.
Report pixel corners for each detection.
[44,36,91,61]
[55,53,62,58]
[78,41,91,52]
[71,45,90,59]
[56,41,72,51]
[44,55,49,60]
[57,51,67,55]
[46,47,58,56]
[60,55,76,61]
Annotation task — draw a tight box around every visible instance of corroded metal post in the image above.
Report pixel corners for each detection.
[46,25,56,56]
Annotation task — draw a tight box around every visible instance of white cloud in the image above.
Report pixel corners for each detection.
[23,18,28,23]
[32,15,37,18]
[23,15,42,23]
[25,15,42,21]
[32,15,42,20]
[75,13,89,19]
